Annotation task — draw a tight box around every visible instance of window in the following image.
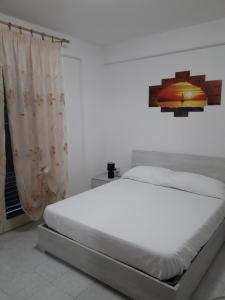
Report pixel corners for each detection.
[4,92,24,219]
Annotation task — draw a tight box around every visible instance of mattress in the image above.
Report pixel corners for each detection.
[44,178,225,280]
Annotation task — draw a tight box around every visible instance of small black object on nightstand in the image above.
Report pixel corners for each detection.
[107,162,116,178]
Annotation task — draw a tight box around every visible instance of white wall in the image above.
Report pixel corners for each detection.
[104,18,225,65]
[0,12,106,195]
[103,18,225,173]
[1,12,225,188]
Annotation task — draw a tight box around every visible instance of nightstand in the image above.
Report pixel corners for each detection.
[92,173,120,188]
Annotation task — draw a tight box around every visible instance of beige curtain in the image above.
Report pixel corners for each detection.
[0,28,68,220]
[0,48,5,230]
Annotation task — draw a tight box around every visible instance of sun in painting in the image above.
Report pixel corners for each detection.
[157,81,208,108]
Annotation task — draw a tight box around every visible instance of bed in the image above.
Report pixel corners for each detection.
[38,150,225,300]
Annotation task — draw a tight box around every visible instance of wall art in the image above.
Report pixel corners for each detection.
[149,71,222,117]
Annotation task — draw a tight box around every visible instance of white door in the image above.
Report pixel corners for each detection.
[63,56,86,197]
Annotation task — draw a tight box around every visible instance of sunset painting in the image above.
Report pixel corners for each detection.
[149,71,222,117]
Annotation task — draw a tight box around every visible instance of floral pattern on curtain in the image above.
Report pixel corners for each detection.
[0,28,68,220]
[0,48,6,230]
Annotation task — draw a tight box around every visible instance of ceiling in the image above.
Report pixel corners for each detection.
[0,0,225,46]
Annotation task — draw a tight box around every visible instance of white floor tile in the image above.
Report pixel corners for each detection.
[23,283,74,300]
[1,269,52,300]
[0,289,11,300]
[35,254,73,282]
[76,282,128,300]
[51,267,94,298]
[190,277,225,300]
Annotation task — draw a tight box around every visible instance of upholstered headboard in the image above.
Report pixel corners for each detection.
[132,150,225,183]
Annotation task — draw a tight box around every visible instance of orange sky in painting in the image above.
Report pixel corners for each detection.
[157,81,208,108]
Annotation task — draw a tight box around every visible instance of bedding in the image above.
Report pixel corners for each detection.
[122,166,175,186]
[166,171,225,200]
[123,166,225,199]
[44,177,225,280]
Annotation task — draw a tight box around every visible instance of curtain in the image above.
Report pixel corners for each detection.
[0,46,5,230]
[0,28,68,220]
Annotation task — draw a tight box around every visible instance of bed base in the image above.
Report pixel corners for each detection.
[38,219,225,300]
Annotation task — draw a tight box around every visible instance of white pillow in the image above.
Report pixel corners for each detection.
[122,166,175,186]
[123,166,225,200]
[167,172,225,200]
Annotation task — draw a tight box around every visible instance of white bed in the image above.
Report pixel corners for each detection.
[38,150,225,300]
[44,178,225,281]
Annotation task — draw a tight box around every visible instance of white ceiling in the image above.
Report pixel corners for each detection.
[0,0,225,46]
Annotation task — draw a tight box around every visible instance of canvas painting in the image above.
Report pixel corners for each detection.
[149,71,222,117]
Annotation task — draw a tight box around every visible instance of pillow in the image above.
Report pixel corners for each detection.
[123,166,225,200]
[167,172,225,200]
[122,166,175,186]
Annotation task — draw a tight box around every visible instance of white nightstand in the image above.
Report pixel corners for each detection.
[92,173,120,188]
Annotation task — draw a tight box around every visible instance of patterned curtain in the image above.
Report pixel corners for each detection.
[0,28,68,220]
[0,48,6,230]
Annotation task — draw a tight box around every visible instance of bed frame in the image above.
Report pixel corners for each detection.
[38,150,225,300]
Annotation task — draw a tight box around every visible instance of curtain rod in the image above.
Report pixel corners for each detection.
[0,19,70,44]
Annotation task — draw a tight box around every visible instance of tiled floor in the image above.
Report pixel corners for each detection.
[0,223,224,300]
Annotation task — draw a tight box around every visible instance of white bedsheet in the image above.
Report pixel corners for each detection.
[44,178,225,280]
